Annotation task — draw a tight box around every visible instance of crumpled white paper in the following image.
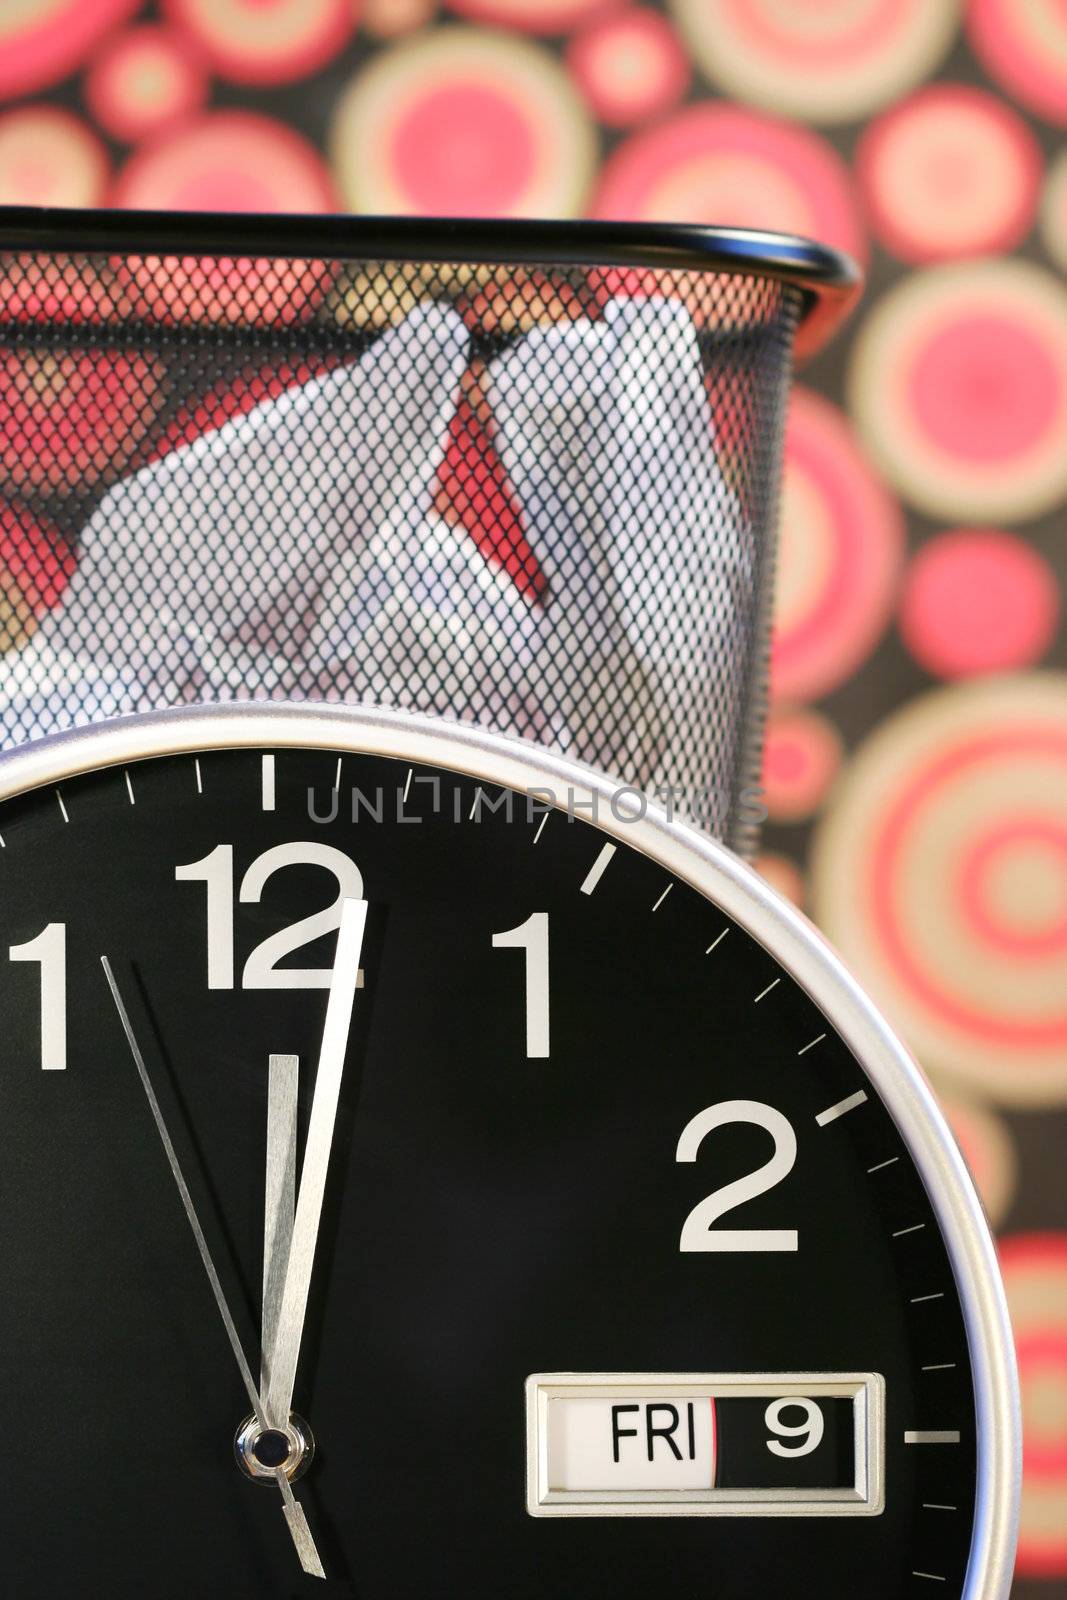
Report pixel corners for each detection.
[0,639,136,744]
[485,296,750,802]
[5,296,748,830]
[20,301,470,726]
[304,511,570,744]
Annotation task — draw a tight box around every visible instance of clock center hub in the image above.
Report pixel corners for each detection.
[234,1412,315,1485]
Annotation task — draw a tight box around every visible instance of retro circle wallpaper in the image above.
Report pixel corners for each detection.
[1,1,1065,1588]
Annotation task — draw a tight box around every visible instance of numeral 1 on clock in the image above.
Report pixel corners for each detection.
[10,922,67,1070]
[492,912,550,1059]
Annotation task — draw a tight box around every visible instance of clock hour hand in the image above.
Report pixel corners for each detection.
[262,1053,298,1393]
[101,958,326,1581]
[263,897,367,1432]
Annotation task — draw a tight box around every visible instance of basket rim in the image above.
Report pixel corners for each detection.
[0,206,862,354]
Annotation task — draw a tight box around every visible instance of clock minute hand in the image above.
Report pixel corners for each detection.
[100,958,326,1582]
[263,897,368,1431]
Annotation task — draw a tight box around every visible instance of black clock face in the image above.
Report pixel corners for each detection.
[0,732,983,1599]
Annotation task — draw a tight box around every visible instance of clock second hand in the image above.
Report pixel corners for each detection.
[100,957,326,1581]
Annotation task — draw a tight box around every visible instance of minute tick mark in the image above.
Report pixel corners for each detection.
[581,843,615,896]
[816,1090,868,1127]
[261,755,276,812]
[797,1033,826,1055]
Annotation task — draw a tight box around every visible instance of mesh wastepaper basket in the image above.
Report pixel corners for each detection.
[0,209,859,853]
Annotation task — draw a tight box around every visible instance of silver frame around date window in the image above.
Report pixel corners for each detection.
[526,1372,885,1518]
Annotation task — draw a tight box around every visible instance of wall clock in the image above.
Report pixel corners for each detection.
[0,701,1019,1597]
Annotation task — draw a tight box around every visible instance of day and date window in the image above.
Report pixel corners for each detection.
[526,1374,884,1517]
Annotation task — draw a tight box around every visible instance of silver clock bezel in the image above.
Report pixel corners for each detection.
[0,701,1021,1599]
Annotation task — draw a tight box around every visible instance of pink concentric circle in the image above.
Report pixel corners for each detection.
[363,0,436,36]
[856,84,1041,263]
[1041,145,1067,272]
[967,0,1067,127]
[1017,1331,1067,1476]
[813,675,1067,1105]
[112,110,336,212]
[0,350,166,496]
[936,1090,1016,1228]
[442,0,622,35]
[0,498,75,616]
[567,11,689,128]
[771,387,904,704]
[593,102,865,264]
[0,258,116,326]
[849,260,1067,522]
[761,707,842,822]
[111,114,336,326]
[161,0,354,85]
[85,25,208,143]
[0,106,109,209]
[958,819,1067,959]
[899,529,1059,680]
[755,852,805,909]
[1000,1234,1067,1576]
[669,0,959,123]
[331,30,596,218]
[0,0,139,101]
[115,253,336,327]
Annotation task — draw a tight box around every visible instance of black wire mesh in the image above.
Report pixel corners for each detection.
[0,243,802,852]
